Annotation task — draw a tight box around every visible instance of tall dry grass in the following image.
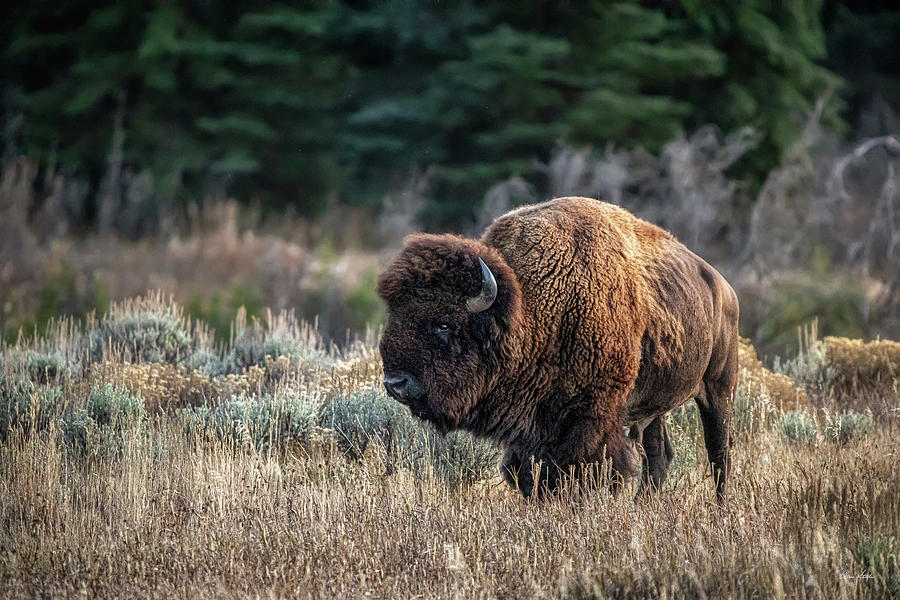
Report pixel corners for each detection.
[1,410,897,597]
[0,295,898,598]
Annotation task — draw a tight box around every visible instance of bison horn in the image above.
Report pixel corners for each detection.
[466,257,497,313]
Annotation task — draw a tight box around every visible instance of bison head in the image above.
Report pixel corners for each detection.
[376,234,522,432]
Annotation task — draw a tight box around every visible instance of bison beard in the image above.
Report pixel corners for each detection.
[377,197,738,501]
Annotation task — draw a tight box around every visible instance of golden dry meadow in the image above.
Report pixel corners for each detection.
[1,295,898,598]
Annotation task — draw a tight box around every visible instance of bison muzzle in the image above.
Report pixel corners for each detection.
[377,197,739,501]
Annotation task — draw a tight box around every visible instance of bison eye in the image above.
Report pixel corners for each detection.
[433,322,451,343]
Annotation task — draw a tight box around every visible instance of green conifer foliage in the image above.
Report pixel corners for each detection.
[0,1,878,226]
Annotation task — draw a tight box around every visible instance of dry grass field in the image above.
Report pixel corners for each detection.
[1,295,898,598]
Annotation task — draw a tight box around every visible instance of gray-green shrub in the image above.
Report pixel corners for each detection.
[733,380,776,434]
[667,401,701,438]
[773,341,834,391]
[228,329,309,373]
[188,346,228,377]
[0,378,65,438]
[89,311,192,365]
[182,391,319,450]
[320,388,422,463]
[26,350,69,383]
[826,410,874,444]
[320,388,499,484]
[854,534,899,596]
[666,422,698,484]
[61,384,145,456]
[428,431,499,487]
[776,409,818,445]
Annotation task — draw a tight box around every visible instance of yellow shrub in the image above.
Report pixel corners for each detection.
[824,337,900,396]
[87,347,382,413]
[738,337,808,410]
[89,362,266,412]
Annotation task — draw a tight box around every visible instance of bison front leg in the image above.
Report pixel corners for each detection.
[502,414,639,499]
[549,410,639,496]
[635,415,674,498]
[501,449,563,499]
[501,449,529,493]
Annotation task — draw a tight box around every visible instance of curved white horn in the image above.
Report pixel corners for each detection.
[466,258,497,313]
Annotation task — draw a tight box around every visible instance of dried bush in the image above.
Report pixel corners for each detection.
[823,336,900,396]
[737,337,808,410]
[89,361,265,412]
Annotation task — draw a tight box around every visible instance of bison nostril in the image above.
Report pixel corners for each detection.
[383,370,424,405]
[384,375,409,399]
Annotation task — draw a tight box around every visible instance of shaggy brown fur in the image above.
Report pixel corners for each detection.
[377,197,738,500]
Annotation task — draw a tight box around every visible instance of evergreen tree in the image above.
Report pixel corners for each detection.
[0,1,870,228]
[676,0,842,172]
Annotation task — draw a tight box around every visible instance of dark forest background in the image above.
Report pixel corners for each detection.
[2,1,899,357]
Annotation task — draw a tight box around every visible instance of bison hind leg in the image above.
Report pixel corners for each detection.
[698,347,738,504]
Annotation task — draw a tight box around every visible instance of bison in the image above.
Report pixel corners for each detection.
[377,197,738,501]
